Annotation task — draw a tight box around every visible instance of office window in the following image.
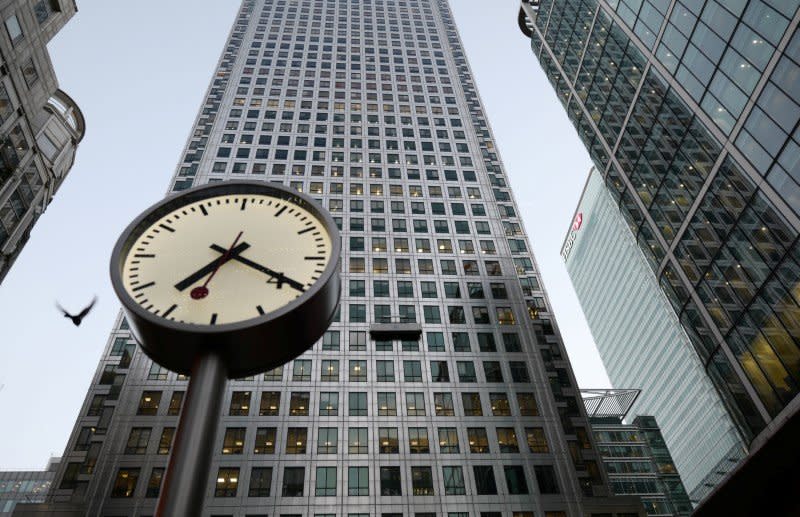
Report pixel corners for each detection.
[259,391,280,415]
[349,427,368,454]
[318,427,338,454]
[380,466,402,495]
[289,392,310,415]
[376,360,395,382]
[348,466,369,496]
[409,427,430,453]
[411,467,434,495]
[124,427,151,455]
[502,333,522,352]
[406,392,426,416]
[157,427,174,455]
[526,427,549,453]
[319,392,339,416]
[249,467,272,497]
[497,428,519,453]
[349,360,367,382]
[322,331,340,350]
[490,393,511,416]
[452,332,470,352]
[377,392,397,416]
[517,393,539,416]
[221,427,245,454]
[442,466,466,495]
[474,465,497,495]
[111,468,140,498]
[457,361,477,382]
[215,467,240,497]
[349,392,368,416]
[404,360,423,382]
[438,428,459,453]
[430,361,449,382]
[483,362,503,382]
[315,466,337,496]
[264,365,283,381]
[478,333,497,352]
[321,360,339,381]
[145,467,164,498]
[137,391,161,415]
[349,331,367,351]
[468,428,490,453]
[253,427,276,454]
[229,391,251,416]
[509,362,530,383]
[434,392,455,416]
[282,467,305,497]
[505,466,530,495]
[379,427,399,454]
[293,360,312,381]
[462,393,483,416]
[286,427,308,454]
[5,15,23,44]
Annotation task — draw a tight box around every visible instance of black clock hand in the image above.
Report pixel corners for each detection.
[174,242,251,292]
[209,244,306,293]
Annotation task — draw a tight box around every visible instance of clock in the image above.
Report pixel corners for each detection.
[110,181,341,378]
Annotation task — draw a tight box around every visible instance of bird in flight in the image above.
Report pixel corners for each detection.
[56,296,97,327]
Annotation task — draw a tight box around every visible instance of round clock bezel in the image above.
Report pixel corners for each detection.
[110,180,341,378]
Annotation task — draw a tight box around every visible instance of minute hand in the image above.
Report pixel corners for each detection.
[210,244,306,293]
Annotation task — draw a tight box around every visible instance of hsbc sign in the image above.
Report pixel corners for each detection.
[561,212,584,262]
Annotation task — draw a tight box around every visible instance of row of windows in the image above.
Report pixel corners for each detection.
[111,463,555,499]
[134,389,540,418]
[120,424,549,457]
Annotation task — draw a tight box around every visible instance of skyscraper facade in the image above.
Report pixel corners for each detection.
[28,1,642,516]
[0,0,84,283]
[562,168,745,501]
[581,390,692,517]
[519,0,800,463]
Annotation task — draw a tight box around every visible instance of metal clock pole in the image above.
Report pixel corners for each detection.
[155,350,227,517]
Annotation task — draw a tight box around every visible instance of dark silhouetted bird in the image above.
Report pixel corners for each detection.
[56,296,97,326]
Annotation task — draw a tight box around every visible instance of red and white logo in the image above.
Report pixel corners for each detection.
[572,212,583,231]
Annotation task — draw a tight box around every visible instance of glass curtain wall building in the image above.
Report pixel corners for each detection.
[27,1,643,516]
[0,0,84,283]
[561,168,745,502]
[519,0,800,469]
[0,458,59,515]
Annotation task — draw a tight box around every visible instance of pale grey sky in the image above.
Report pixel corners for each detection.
[0,1,610,470]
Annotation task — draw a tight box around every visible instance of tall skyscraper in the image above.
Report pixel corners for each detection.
[0,0,84,283]
[562,168,745,502]
[21,1,643,516]
[519,0,800,498]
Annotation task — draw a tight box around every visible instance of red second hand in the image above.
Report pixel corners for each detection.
[190,231,244,300]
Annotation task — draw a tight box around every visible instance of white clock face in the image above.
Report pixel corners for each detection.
[121,193,333,326]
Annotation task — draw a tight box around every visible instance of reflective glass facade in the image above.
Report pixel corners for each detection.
[562,168,745,501]
[36,1,643,516]
[0,458,58,515]
[520,0,800,446]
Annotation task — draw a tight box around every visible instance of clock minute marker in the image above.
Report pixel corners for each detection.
[275,205,287,217]
[132,281,156,292]
[210,313,218,325]
[199,205,208,216]
[298,227,315,235]
[256,305,265,315]
[160,224,176,233]
[163,304,178,318]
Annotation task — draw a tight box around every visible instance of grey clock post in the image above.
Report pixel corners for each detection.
[110,181,341,517]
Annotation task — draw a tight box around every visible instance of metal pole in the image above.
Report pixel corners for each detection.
[156,350,227,517]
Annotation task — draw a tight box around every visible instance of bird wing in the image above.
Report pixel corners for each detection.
[77,296,98,318]
[55,301,72,317]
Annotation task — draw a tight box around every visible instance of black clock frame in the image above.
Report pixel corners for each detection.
[110,180,342,379]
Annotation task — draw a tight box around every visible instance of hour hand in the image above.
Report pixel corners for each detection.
[174,242,251,291]
[209,244,306,293]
